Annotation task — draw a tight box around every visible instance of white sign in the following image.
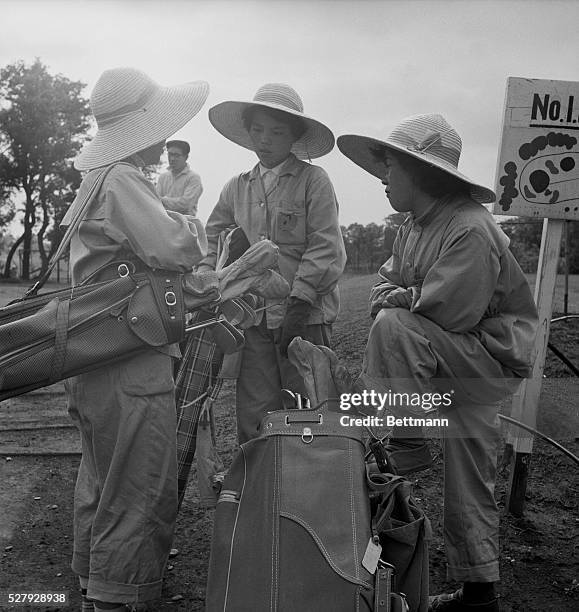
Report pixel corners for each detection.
[494,77,579,220]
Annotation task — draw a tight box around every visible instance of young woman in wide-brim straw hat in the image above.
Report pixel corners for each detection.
[196,82,346,446]
[74,67,209,170]
[66,67,209,612]
[337,112,496,204]
[336,114,538,612]
[208,81,335,160]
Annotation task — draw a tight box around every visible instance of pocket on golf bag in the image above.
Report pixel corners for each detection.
[367,469,431,612]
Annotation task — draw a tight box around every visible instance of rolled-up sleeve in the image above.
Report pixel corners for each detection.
[291,169,346,303]
[411,227,500,332]
[102,169,207,271]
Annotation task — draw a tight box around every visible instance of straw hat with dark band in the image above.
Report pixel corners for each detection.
[74,67,209,171]
[337,113,495,204]
[208,83,335,160]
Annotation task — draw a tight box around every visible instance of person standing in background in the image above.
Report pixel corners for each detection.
[157,139,205,380]
[157,139,203,216]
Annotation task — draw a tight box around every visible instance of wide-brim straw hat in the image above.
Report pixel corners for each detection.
[208,83,335,160]
[337,113,495,204]
[75,67,209,171]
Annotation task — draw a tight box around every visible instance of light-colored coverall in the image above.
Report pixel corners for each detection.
[360,193,538,582]
[63,162,206,604]
[199,154,346,442]
[157,163,203,216]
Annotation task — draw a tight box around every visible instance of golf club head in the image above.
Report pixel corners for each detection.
[220,298,262,329]
[219,299,246,326]
[231,297,262,328]
[208,318,245,354]
[238,294,262,310]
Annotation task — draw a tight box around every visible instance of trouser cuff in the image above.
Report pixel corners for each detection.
[72,551,90,580]
[86,576,163,604]
[447,560,500,583]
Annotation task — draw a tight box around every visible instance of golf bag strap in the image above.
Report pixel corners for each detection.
[146,269,186,343]
[367,473,407,498]
[26,164,118,298]
[374,562,393,612]
[78,258,143,285]
[49,298,70,383]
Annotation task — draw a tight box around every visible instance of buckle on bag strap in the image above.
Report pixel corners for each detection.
[374,560,395,612]
[117,263,131,278]
[164,288,177,313]
[146,269,185,343]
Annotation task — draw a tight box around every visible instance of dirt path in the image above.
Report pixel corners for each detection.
[0,384,79,549]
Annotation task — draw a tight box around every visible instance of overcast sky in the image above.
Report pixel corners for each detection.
[1,0,578,226]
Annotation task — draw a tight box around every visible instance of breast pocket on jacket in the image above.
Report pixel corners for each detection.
[273,201,306,246]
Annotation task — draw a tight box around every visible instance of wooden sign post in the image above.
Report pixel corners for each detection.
[493,77,579,515]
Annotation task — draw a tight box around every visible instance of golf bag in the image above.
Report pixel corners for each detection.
[206,401,419,612]
[0,265,194,401]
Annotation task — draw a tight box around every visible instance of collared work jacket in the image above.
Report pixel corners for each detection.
[370,194,538,377]
[64,162,206,283]
[63,162,207,358]
[201,154,347,328]
[157,164,203,216]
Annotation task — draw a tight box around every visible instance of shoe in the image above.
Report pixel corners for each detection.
[429,589,499,611]
[385,439,433,475]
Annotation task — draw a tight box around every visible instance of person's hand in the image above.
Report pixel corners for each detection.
[382,286,413,309]
[278,297,311,357]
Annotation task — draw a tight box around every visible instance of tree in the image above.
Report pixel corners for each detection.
[362,222,386,271]
[0,59,90,279]
[341,214,408,273]
[342,222,366,271]
[564,222,579,274]
[501,218,579,274]
[499,219,542,273]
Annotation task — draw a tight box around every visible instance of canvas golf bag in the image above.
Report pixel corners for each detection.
[206,400,430,612]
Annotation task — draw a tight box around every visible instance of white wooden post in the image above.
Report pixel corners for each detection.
[505,218,565,515]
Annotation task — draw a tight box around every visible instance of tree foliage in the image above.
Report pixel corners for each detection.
[0,58,90,279]
[342,214,578,276]
[500,219,579,274]
[341,213,408,272]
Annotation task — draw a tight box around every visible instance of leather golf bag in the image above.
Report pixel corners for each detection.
[0,266,196,401]
[206,402,410,612]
